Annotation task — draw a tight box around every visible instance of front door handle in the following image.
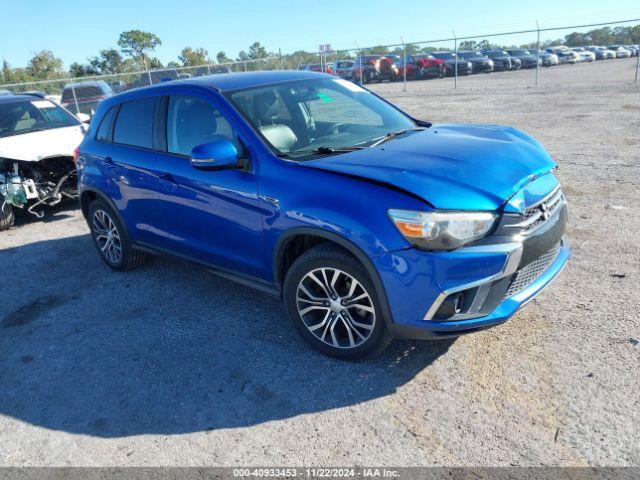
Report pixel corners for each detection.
[160,173,176,184]
[103,156,115,168]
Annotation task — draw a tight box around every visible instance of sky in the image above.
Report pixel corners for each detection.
[1,0,639,69]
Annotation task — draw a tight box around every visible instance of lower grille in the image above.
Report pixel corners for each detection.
[505,243,561,298]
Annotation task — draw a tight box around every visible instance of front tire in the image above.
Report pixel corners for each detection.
[0,199,15,231]
[283,244,392,359]
[88,199,147,271]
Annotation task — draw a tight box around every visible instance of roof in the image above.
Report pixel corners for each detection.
[0,94,41,103]
[153,70,327,93]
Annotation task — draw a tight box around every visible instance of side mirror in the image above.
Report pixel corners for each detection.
[76,112,91,123]
[190,139,239,170]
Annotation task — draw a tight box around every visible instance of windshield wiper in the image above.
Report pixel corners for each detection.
[312,146,365,154]
[369,127,426,148]
[289,145,365,157]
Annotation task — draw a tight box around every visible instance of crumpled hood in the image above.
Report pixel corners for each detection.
[0,125,85,162]
[302,124,556,211]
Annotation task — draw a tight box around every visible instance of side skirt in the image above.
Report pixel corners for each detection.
[134,242,281,298]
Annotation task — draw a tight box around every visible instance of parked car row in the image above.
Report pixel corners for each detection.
[308,44,639,84]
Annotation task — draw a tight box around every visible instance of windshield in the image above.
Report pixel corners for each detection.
[0,98,80,139]
[509,50,531,57]
[226,77,416,158]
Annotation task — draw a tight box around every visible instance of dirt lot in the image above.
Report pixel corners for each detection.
[0,58,639,467]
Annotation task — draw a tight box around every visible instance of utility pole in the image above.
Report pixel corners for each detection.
[535,21,541,87]
[453,30,458,90]
[401,36,407,92]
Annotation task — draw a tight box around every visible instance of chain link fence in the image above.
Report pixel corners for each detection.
[0,56,283,114]
[1,19,638,115]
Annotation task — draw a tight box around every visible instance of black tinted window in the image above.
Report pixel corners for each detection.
[76,87,105,99]
[96,106,117,142]
[113,98,155,149]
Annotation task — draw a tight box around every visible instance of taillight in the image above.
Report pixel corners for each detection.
[73,147,80,164]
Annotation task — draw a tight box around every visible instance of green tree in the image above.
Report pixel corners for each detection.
[26,50,63,80]
[117,30,162,69]
[69,62,95,77]
[179,47,209,67]
[248,41,268,60]
[363,45,389,55]
[280,50,319,70]
[89,49,125,74]
[564,32,589,47]
[216,51,232,64]
[589,27,613,46]
[166,61,181,68]
[1,60,32,83]
[458,40,477,50]
[148,57,164,69]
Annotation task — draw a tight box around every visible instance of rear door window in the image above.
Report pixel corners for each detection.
[113,98,156,149]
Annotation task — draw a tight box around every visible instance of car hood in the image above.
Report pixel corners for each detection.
[302,124,556,211]
[0,125,85,162]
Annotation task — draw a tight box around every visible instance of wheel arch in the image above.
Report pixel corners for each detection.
[273,227,394,325]
[79,188,127,233]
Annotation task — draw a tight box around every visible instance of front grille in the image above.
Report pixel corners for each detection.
[505,243,561,298]
[508,187,564,235]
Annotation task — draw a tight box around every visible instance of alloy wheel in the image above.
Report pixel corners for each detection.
[92,209,122,264]
[296,267,376,349]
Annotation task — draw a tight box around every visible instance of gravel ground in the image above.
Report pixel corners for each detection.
[0,58,639,467]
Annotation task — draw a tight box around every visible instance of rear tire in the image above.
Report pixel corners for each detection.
[0,199,15,231]
[283,243,393,359]
[88,199,147,271]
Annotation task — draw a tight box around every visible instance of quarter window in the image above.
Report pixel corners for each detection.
[113,98,155,149]
[96,106,117,142]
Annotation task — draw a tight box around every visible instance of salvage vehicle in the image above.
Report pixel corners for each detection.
[0,94,86,230]
[607,45,632,58]
[299,64,334,75]
[412,54,447,78]
[507,49,541,68]
[587,46,616,60]
[528,49,558,66]
[77,71,570,359]
[334,60,355,80]
[352,55,383,83]
[378,55,400,81]
[393,54,445,80]
[456,51,494,73]
[480,50,513,71]
[428,52,473,76]
[544,47,577,64]
[571,47,595,62]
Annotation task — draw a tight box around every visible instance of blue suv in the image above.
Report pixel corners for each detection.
[77,71,570,359]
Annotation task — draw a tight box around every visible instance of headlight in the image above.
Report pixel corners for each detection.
[388,210,497,251]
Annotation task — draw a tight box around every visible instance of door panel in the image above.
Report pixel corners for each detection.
[153,94,266,278]
[91,97,161,243]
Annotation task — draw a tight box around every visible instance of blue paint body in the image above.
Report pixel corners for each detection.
[77,71,569,338]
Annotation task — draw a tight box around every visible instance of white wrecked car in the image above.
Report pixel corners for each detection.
[0,94,88,230]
